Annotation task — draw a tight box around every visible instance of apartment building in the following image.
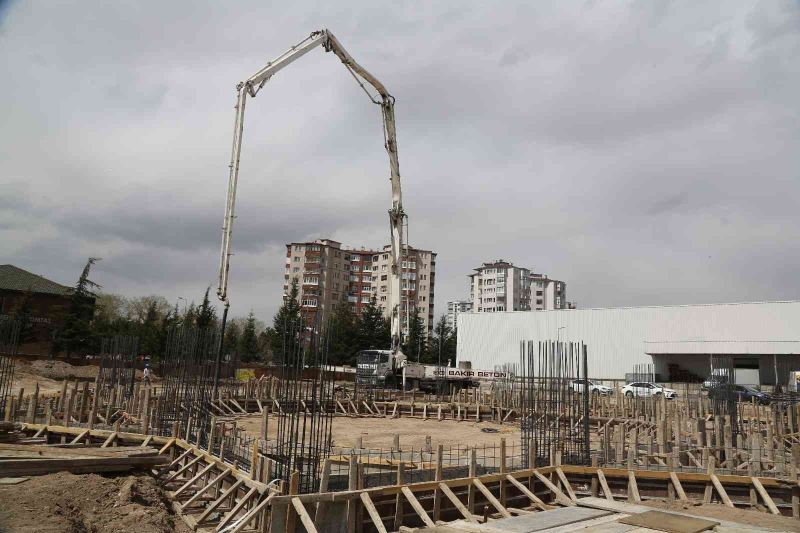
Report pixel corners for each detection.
[283,239,435,338]
[446,300,472,330]
[468,260,569,313]
[529,272,568,310]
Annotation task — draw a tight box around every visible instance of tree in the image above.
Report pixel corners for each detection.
[195,287,217,329]
[55,257,101,359]
[124,295,171,323]
[138,300,161,356]
[402,306,427,363]
[428,315,457,366]
[329,302,360,365]
[359,295,390,352]
[239,311,261,362]
[271,279,303,363]
[224,321,241,360]
[259,327,277,364]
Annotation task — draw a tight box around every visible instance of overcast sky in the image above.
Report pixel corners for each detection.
[2,1,799,324]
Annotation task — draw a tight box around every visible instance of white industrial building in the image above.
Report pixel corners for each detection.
[457,301,800,384]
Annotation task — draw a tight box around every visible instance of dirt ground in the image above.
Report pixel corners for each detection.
[10,358,151,396]
[0,472,191,533]
[236,413,520,449]
[641,499,800,532]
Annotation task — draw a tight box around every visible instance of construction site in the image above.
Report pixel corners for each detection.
[3,5,800,533]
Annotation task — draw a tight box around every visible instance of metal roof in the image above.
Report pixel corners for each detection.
[0,264,72,296]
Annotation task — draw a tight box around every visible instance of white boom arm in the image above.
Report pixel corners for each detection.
[217,29,407,355]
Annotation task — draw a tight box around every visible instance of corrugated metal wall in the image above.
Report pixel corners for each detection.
[457,301,800,379]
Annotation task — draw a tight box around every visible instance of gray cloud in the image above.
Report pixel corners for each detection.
[2,0,799,325]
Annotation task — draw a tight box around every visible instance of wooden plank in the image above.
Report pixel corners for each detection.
[101,432,118,448]
[229,494,274,533]
[401,486,436,527]
[627,471,641,502]
[180,467,231,511]
[158,438,176,455]
[140,435,153,447]
[196,478,244,524]
[174,463,215,497]
[69,429,90,445]
[471,478,512,518]
[533,470,575,506]
[359,492,389,533]
[709,474,734,508]
[504,475,549,511]
[596,469,614,501]
[292,497,320,533]
[670,471,688,501]
[555,467,577,501]
[439,482,478,522]
[751,476,780,515]
[215,486,258,531]
[164,454,203,483]
[618,510,719,532]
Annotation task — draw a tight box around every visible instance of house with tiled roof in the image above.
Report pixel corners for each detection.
[0,264,85,356]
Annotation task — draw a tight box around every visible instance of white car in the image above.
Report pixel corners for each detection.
[571,379,613,396]
[622,382,677,399]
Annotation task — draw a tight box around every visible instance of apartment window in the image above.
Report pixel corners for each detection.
[294,245,303,251]
[293,257,300,262]
[334,283,339,290]
[380,296,387,302]
[381,286,387,293]
[352,265,360,271]
[344,265,350,271]
[381,275,387,281]
[536,299,543,304]
[292,267,299,273]
[381,265,387,271]
[310,245,321,251]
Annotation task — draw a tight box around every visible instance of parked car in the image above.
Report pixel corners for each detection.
[571,379,613,396]
[701,368,732,391]
[707,384,771,405]
[622,382,677,399]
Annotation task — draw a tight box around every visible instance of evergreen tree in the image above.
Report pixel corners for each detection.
[55,258,101,359]
[239,311,260,362]
[183,302,197,328]
[259,327,276,364]
[359,295,390,352]
[428,315,457,366]
[402,305,427,362]
[271,279,303,363]
[329,302,359,365]
[224,321,241,360]
[196,287,217,329]
[138,300,161,356]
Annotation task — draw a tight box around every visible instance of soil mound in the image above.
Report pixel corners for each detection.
[0,472,190,533]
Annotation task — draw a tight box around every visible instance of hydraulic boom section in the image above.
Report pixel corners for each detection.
[217,30,407,356]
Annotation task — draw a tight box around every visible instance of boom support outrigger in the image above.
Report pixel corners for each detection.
[216,30,407,382]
